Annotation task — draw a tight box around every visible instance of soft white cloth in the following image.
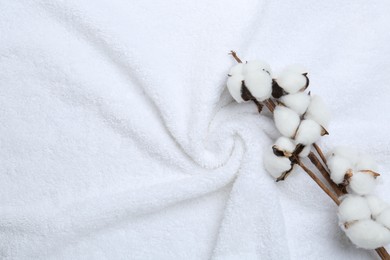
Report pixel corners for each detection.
[0,0,389,259]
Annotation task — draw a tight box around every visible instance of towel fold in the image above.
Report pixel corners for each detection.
[1,0,389,259]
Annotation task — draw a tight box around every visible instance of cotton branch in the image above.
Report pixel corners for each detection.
[229,51,389,259]
[229,50,242,63]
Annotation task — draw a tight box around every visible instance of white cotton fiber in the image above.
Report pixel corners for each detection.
[229,63,244,76]
[366,195,389,218]
[273,136,296,155]
[330,146,359,166]
[304,95,331,128]
[274,106,301,138]
[355,154,377,171]
[338,195,390,249]
[294,119,322,145]
[338,195,371,223]
[276,70,307,94]
[377,208,390,229]
[263,149,292,179]
[298,144,311,157]
[348,172,376,195]
[280,92,311,115]
[327,156,353,184]
[344,219,390,249]
[227,75,244,103]
[327,147,379,193]
[243,60,271,75]
[244,71,272,101]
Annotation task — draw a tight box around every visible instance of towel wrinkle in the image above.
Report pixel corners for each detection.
[37,2,202,168]
[1,0,389,259]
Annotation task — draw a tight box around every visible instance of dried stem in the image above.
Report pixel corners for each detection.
[229,51,389,259]
[308,152,345,197]
[264,99,276,113]
[313,143,327,165]
[297,161,340,205]
[229,51,242,63]
[376,248,390,259]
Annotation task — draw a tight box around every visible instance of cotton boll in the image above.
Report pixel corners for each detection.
[338,195,372,223]
[244,71,272,101]
[276,70,307,94]
[243,60,271,76]
[329,146,359,166]
[377,208,390,229]
[327,156,353,184]
[294,119,322,145]
[304,95,331,128]
[355,154,378,171]
[227,75,245,103]
[280,92,311,115]
[263,149,292,179]
[229,63,244,76]
[344,219,390,249]
[348,172,376,195]
[340,195,390,249]
[274,106,301,138]
[366,195,389,218]
[273,136,296,156]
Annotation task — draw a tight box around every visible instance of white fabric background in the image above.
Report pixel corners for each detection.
[1,0,390,259]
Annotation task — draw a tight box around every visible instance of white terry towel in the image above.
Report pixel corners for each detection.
[0,0,389,259]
